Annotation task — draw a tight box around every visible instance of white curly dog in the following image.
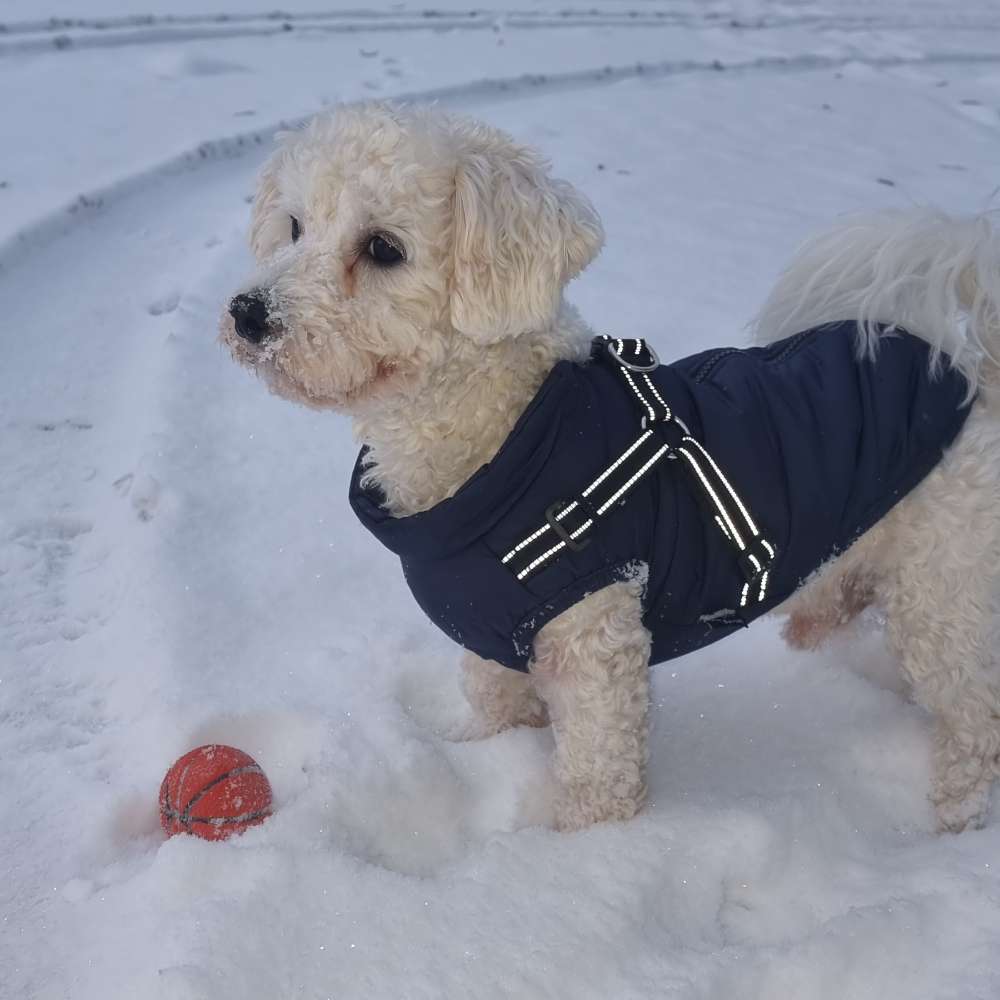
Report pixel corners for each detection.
[222,102,1000,833]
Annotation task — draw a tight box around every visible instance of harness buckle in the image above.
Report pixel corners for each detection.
[736,538,774,587]
[607,339,660,373]
[545,500,591,552]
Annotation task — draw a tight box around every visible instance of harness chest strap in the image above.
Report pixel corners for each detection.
[500,336,776,611]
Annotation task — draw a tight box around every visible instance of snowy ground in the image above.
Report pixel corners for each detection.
[4,2,1000,998]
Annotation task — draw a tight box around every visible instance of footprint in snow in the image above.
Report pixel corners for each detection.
[113,472,161,521]
[35,418,92,432]
[955,101,999,128]
[3,516,94,649]
[10,515,93,545]
[130,474,161,522]
[148,291,180,317]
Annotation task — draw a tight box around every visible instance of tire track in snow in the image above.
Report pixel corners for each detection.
[2,6,999,57]
[0,12,691,56]
[0,6,687,33]
[3,45,1000,269]
[1,5,832,57]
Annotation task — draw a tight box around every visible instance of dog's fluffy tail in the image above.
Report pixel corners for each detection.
[753,208,1000,400]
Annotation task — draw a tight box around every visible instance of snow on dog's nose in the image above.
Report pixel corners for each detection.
[229,291,274,344]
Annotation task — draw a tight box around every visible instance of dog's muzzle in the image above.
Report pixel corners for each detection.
[229,291,273,345]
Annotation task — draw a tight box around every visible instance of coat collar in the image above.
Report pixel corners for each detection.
[349,360,580,561]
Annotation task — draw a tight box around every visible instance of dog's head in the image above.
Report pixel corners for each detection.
[221,103,603,412]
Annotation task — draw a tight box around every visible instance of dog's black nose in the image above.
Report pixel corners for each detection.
[229,292,272,344]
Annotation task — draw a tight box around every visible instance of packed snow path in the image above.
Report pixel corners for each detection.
[4,3,1000,997]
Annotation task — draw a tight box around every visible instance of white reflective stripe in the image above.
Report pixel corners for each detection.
[555,501,578,520]
[516,540,567,580]
[596,444,671,515]
[512,520,596,580]
[676,444,746,551]
[503,432,655,566]
[512,513,593,580]
[641,373,670,420]
[620,368,656,423]
[502,523,550,563]
[501,499,577,563]
[581,431,654,497]
[681,438,775,607]
[682,436,762,538]
[682,436,776,591]
[714,515,731,541]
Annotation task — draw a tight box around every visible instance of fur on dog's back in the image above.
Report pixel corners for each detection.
[753,209,1000,402]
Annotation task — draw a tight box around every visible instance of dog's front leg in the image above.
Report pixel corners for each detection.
[455,650,550,740]
[531,580,651,831]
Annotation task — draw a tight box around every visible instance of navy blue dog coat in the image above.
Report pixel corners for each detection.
[350,324,971,672]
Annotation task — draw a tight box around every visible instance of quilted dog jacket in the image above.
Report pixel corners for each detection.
[350,324,972,671]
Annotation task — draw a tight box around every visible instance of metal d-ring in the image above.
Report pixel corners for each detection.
[607,339,660,372]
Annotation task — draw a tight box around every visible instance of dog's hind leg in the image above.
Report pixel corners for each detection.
[884,571,1000,833]
[781,558,879,652]
[453,651,550,740]
[880,410,1000,832]
[531,580,651,831]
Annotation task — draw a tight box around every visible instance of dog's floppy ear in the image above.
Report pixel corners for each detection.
[450,130,603,343]
[249,148,287,262]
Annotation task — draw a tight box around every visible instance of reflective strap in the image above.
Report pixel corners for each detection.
[502,337,776,604]
[502,429,671,581]
[672,437,775,607]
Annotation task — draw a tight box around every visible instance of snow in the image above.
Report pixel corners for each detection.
[4,2,1000,997]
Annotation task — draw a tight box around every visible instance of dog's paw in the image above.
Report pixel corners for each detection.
[781,611,834,651]
[932,778,992,833]
[437,716,506,743]
[553,775,647,832]
[437,709,550,742]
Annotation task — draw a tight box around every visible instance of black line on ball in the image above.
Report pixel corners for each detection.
[180,764,265,825]
[188,808,272,827]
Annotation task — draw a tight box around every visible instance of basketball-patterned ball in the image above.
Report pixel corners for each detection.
[159,744,272,841]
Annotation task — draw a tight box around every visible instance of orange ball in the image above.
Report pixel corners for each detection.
[159,744,272,841]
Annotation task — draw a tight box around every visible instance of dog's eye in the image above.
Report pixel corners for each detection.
[367,233,405,266]
[290,216,301,243]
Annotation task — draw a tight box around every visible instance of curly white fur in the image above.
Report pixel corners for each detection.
[223,101,1000,833]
